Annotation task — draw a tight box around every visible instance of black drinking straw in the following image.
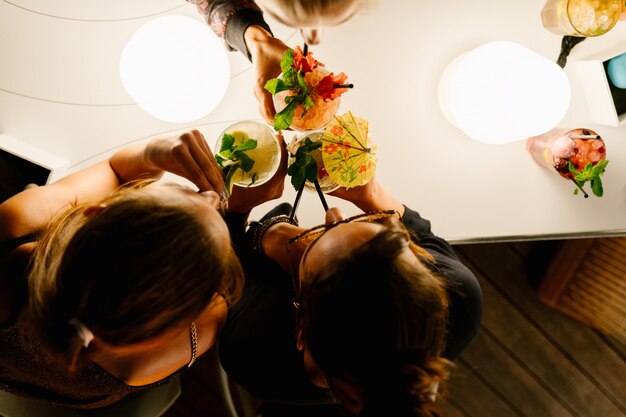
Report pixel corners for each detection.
[333,83,354,89]
[571,179,589,198]
[303,43,308,56]
[313,179,330,212]
[290,185,305,221]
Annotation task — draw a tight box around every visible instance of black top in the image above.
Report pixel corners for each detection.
[220,205,483,408]
[0,236,183,409]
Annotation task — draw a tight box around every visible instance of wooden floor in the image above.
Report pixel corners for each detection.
[164,240,626,417]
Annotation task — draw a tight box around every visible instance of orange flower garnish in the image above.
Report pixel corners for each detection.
[292,46,319,73]
[316,72,349,101]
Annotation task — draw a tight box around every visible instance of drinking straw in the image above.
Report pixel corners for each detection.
[333,83,354,89]
[303,43,308,56]
[313,179,330,212]
[290,185,305,221]
[569,134,600,139]
[571,179,589,198]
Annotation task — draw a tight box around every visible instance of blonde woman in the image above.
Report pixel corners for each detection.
[0,130,282,408]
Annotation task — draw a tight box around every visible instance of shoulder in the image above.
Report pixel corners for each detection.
[0,186,69,244]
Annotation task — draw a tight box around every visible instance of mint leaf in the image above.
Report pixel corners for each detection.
[220,133,235,152]
[296,138,322,154]
[304,94,314,110]
[283,68,297,87]
[287,138,323,191]
[590,178,603,197]
[264,78,296,95]
[215,134,258,195]
[297,71,309,93]
[274,100,297,131]
[236,152,255,172]
[264,79,280,94]
[592,159,609,176]
[304,155,318,183]
[568,159,609,198]
[280,49,295,74]
[234,138,257,152]
[287,157,308,189]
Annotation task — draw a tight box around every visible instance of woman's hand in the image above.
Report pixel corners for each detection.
[329,178,405,215]
[227,133,288,213]
[144,130,225,194]
[245,26,290,126]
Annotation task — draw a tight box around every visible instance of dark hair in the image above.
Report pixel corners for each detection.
[23,183,243,371]
[299,223,449,417]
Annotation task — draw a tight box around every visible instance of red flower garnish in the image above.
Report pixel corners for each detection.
[316,72,349,101]
[293,46,319,73]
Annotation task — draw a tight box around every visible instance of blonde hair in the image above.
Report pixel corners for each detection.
[258,0,378,27]
[24,181,243,371]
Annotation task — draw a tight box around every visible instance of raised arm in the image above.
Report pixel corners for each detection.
[186,0,290,125]
[186,0,273,60]
[0,130,224,243]
[329,179,406,216]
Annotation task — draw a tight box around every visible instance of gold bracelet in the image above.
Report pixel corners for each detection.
[188,322,198,368]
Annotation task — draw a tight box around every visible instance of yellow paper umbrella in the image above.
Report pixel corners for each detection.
[321,112,377,188]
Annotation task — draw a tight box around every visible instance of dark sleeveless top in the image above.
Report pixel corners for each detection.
[0,235,184,409]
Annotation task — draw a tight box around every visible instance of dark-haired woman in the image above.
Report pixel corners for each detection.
[219,178,482,417]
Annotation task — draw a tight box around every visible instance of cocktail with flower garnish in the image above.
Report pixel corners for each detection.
[265,46,352,131]
[526,127,609,197]
[215,121,281,195]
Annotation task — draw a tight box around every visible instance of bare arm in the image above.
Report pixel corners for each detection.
[0,130,224,243]
[329,178,406,216]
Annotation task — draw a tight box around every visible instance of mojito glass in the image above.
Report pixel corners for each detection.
[288,131,339,193]
[215,121,281,187]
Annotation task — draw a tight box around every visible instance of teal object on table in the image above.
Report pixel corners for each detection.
[607,52,626,89]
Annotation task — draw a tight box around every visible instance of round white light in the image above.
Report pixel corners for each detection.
[438,41,571,144]
[119,15,230,123]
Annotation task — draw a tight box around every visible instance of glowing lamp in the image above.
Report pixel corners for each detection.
[438,41,571,144]
[119,15,229,123]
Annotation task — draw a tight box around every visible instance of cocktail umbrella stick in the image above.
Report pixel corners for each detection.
[314,179,330,212]
[290,184,305,221]
[571,179,589,198]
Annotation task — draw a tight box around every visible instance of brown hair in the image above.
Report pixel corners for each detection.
[23,182,243,371]
[298,222,449,417]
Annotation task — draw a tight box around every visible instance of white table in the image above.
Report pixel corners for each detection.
[1,0,625,243]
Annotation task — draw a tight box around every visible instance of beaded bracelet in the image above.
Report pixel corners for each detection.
[250,215,299,254]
